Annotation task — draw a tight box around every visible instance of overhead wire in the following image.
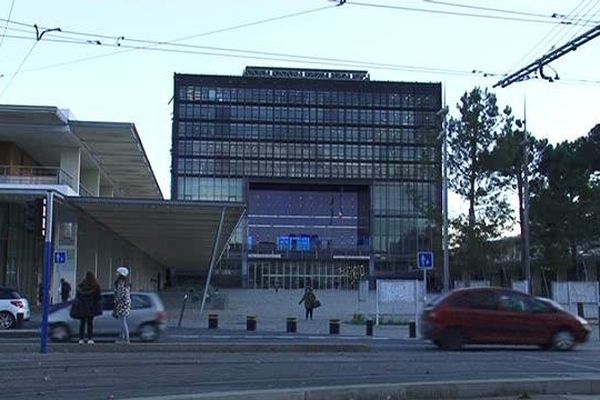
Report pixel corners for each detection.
[0,41,37,97]
[506,0,591,75]
[0,18,503,77]
[548,0,599,49]
[0,4,337,77]
[421,0,599,24]
[0,0,16,50]
[345,1,596,26]
[0,32,496,78]
[563,0,600,42]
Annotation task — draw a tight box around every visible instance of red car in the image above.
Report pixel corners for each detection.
[421,287,591,350]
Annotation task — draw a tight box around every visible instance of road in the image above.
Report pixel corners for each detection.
[3,340,600,400]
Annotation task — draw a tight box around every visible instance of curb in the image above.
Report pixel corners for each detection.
[0,329,38,339]
[121,376,600,400]
[0,342,371,353]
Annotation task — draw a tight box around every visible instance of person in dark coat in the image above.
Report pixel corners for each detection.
[299,286,317,320]
[60,278,72,302]
[70,271,102,344]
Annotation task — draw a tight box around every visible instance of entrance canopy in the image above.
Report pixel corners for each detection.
[69,197,245,270]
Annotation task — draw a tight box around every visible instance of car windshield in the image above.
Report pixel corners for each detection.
[426,292,450,307]
[536,297,564,311]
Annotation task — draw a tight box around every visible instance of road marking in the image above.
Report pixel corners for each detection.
[169,335,200,339]
[523,355,600,372]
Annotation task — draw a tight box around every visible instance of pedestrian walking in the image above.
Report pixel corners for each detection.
[37,282,44,306]
[60,278,72,302]
[113,267,132,344]
[70,271,102,344]
[299,286,319,320]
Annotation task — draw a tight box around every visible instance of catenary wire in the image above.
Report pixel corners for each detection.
[0,41,36,97]
[0,0,16,50]
[0,4,337,80]
[547,0,599,51]
[422,0,599,24]
[0,20,502,77]
[563,0,600,43]
[0,33,496,78]
[506,0,591,74]
[346,1,595,26]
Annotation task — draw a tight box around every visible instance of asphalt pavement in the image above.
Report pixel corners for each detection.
[2,339,600,400]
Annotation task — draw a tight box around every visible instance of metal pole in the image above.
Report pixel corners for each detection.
[199,207,226,318]
[40,191,54,354]
[440,85,450,293]
[442,117,450,292]
[523,99,532,294]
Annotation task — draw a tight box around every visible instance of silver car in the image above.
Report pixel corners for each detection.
[48,291,166,342]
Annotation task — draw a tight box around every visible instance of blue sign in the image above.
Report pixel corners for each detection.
[417,251,434,270]
[54,251,66,264]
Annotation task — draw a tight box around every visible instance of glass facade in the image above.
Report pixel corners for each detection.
[171,67,441,287]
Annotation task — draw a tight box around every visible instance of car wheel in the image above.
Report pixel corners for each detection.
[552,330,575,351]
[438,328,465,350]
[0,311,16,329]
[138,323,159,342]
[50,324,71,342]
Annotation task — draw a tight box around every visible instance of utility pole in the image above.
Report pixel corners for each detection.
[522,99,531,294]
[438,85,450,293]
[442,99,450,293]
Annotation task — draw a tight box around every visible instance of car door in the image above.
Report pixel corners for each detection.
[128,294,153,331]
[462,290,502,344]
[495,291,549,344]
[94,293,120,335]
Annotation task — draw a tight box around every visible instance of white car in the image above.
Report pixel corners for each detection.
[0,287,30,329]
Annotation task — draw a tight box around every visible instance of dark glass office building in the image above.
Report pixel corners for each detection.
[172,66,442,289]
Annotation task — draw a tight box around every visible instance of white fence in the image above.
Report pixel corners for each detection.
[453,280,490,289]
[376,279,423,326]
[552,281,599,319]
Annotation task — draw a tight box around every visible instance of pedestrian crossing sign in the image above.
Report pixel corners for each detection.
[417,251,433,270]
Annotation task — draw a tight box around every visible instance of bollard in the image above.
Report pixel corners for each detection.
[286,317,297,333]
[329,319,341,335]
[177,293,189,328]
[409,321,416,338]
[16,313,24,329]
[366,319,374,337]
[208,314,219,329]
[577,302,585,318]
[246,315,257,331]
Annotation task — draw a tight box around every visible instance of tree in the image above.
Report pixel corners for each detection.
[448,87,513,279]
[530,125,600,280]
[483,106,547,279]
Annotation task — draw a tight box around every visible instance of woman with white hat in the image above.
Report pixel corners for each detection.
[113,267,132,344]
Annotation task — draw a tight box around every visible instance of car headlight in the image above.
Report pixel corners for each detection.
[575,316,591,329]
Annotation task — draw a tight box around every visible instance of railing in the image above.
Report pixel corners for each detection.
[248,245,371,260]
[0,165,77,193]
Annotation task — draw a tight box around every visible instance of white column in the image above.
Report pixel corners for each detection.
[59,148,80,193]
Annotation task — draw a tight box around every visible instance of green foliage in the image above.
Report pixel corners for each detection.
[350,313,365,324]
[448,87,514,274]
[483,106,547,275]
[530,124,600,274]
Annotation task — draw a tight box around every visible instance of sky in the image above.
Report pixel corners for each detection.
[0,0,599,226]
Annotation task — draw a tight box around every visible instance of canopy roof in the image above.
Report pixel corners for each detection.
[69,197,245,270]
